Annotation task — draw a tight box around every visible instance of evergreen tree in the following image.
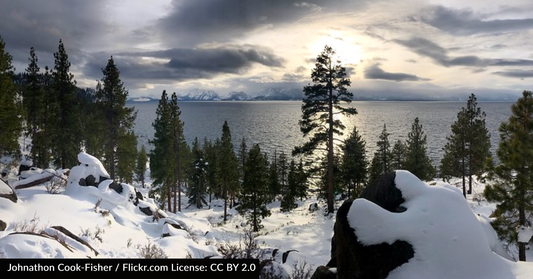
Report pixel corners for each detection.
[268,151,280,200]
[149,90,173,210]
[203,137,219,208]
[484,90,533,262]
[0,35,22,156]
[404,117,435,181]
[169,92,190,212]
[217,121,240,221]
[238,137,247,181]
[95,56,137,179]
[295,158,309,200]
[238,144,271,232]
[23,47,46,166]
[293,45,357,214]
[278,151,289,193]
[188,137,208,208]
[115,130,137,183]
[441,93,491,196]
[391,139,406,171]
[50,40,82,169]
[341,126,368,198]
[369,124,392,182]
[281,159,298,212]
[135,144,148,188]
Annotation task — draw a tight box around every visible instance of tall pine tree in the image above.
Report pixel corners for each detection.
[484,90,533,261]
[369,124,392,183]
[217,121,239,221]
[50,40,82,169]
[135,144,148,188]
[238,144,271,232]
[95,56,137,180]
[404,117,435,181]
[0,35,22,156]
[293,45,357,214]
[188,137,208,209]
[169,92,190,212]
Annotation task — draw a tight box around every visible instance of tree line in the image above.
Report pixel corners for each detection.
[1,35,532,258]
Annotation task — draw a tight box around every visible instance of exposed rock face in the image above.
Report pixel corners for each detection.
[312,172,414,279]
[0,220,6,231]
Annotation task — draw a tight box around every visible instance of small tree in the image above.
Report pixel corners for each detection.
[369,124,392,182]
[135,145,148,187]
[238,144,271,232]
[391,140,406,171]
[404,117,435,181]
[441,93,491,196]
[341,126,368,198]
[484,90,533,262]
[188,137,208,209]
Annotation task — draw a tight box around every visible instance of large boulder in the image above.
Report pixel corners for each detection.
[318,172,414,279]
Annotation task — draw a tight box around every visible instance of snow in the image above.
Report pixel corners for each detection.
[348,170,533,279]
[1,153,533,278]
[519,226,533,244]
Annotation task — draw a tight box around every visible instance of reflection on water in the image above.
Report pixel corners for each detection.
[130,101,513,166]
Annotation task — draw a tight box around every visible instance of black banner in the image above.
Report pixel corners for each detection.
[0,258,260,276]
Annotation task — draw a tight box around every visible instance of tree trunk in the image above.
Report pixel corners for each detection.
[461,157,466,198]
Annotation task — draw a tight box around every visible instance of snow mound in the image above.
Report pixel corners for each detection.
[348,170,533,279]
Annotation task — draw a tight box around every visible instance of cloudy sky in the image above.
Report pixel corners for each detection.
[1,0,532,100]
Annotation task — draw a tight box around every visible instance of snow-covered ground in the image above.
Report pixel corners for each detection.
[1,153,532,278]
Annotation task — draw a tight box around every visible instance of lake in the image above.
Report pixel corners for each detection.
[129,100,514,167]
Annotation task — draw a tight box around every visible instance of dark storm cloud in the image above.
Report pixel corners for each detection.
[155,0,366,46]
[420,5,533,35]
[0,0,109,65]
[395,37,533,68]
[83,46,284,87]
[493,70,533,78]
[364,63,429,82]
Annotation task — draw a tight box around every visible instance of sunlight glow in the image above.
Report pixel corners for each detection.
[310,31,363,66]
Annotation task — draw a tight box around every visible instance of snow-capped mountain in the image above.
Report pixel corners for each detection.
[222,91,250,101]
[178,89,221,101]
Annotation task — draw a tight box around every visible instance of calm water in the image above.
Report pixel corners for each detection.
[130,101,513,166]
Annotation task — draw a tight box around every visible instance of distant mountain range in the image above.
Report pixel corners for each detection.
[127,88,520,102]
[128,88,305,102]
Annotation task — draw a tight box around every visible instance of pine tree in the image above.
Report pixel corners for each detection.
[203,137,218,208]
[278,151,289,193]
[391,140,406,171]
[281,159,298,212]
[0,35,22,156]
[50,40,82,169]
[169,92,190,213]
[23,47,46,166]
[441,93,491,196]
[217,121,240,222]
[268,151,280,200]
[149,90,173,210]
[295,158,308,200]
[484,90,533,262]
[238,137,247,181]
[115,130,137,183]
[95,56,137,179]
[135,144,148,188]
[238,144,271,232]
[341,126,368,198]
[293,45,357,214]
[369,124,392,182]
[188,137,208,209]
[404,117,435,181]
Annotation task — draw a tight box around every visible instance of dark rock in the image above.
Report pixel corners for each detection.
[139,206,153,216]
[282,249,298,264]
[109,181,123,194]
[18,163,32,176]
[0,220,6,231]
[85,175,97,186]
[136,190,144,201]
[311,265,337,279]
[330,171,415,279]
[309,203,319,212]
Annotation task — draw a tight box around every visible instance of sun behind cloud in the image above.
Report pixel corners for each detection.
[309,30,363,66]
